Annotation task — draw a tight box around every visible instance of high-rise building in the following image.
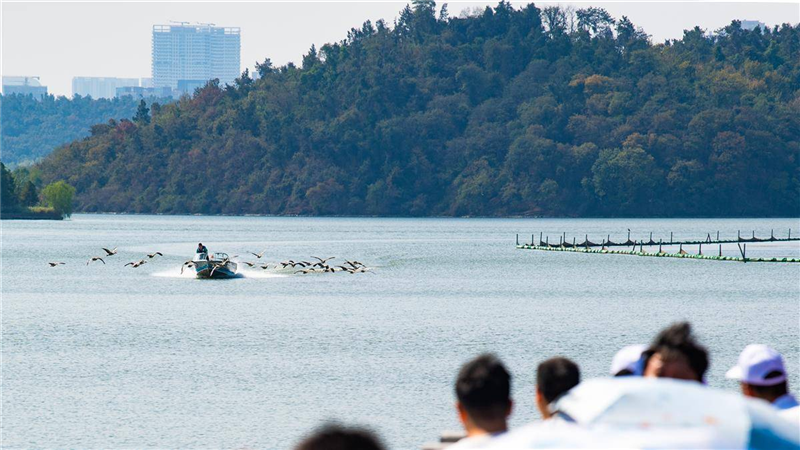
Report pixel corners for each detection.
[152,23,240,90]
[2,76,48,99]
[72,77,140,99]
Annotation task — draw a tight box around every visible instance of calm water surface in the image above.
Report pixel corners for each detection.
[3,215,799,449]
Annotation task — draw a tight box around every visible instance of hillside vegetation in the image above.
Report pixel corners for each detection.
[38,2,800,216]
[1,94,164,167]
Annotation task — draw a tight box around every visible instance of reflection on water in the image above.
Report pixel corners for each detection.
[2,215,799,449]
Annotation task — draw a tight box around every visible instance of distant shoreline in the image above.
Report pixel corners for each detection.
[0,210,63,220]
[59,211,800,220]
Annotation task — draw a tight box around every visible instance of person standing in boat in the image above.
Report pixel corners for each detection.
[196,243,208,257]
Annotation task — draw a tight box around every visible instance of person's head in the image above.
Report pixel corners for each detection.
[610,344,647,377]
[535,357,580,419]
[726,344,790,403]
[295,424,384,450]
[455,354,512,436]
[643,322,708,382]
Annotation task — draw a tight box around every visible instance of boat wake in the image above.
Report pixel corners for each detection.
[151,267,286,279]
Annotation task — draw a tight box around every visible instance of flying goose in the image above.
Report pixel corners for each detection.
[125,260,147,268]
[249,250,267,259]
[87,256,106,265]
[48,262,65,267]
[102,247,118,256]
[146,252,163,259]
[181,260,195,274]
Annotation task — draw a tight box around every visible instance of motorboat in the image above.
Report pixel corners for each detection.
[193,251,238,279]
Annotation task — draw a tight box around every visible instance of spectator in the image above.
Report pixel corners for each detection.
[295,424,384,450]
[536,357,580,419]
[449,354,512,448]
[726,344,798,411]
[610,345,646,377]
[642,322,708,382]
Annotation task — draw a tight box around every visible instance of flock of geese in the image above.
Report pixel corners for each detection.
[50,247,373,276]
[49,247,164,268]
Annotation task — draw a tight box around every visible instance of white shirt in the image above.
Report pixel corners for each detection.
[446,432,505,449]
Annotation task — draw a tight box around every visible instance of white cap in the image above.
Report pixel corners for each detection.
[610,344,647,376]
[725,345,787,386]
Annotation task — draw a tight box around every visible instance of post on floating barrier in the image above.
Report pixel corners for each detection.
[719,244,722,257]
[737,243,746,260]
[563,232,566,244]
[790,229,792,240]
[699,243,702,255]
[717,231,720,241]
[670,232,673,244]
[607,234,611,244]
[752,230,756,239]
[649,232,653,242]
[738,230,741,241]
[659,240,663,253]
[771,229,774,240]
[516,234,519,246]
[546,236,549,246]
[707,233,711,242]
[640,241,644,252]
[532,234,535,246]
[679,243,683,253]
[573,237,576,247]
[627,229,631,241]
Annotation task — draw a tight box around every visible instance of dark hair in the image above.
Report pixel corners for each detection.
[455,354,511,421]
[748,371,789,400]
[647,322,709,381]
[295,424,384,450]
[536,357,581,403]
[614,368,634,377]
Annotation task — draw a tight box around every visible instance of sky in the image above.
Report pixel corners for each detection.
[2,1,798,97]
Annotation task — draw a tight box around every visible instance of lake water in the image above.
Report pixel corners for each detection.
[2,215,799,449]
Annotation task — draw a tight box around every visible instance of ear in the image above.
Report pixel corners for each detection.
[456,401,469,425]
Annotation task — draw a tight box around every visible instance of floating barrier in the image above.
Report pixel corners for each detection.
[517,229,800,249]
[515,244,800,263]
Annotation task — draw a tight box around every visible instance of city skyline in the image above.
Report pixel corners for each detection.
[2,1,798,96]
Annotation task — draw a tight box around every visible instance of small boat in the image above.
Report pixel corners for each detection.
[193,251,238,279]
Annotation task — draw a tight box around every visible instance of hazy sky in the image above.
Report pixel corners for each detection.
[2,1,798,96]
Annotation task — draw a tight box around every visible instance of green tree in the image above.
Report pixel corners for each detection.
[41,181,76,217]
[133,99,151,124]
[18,180,39,207]
[1,162,18,212]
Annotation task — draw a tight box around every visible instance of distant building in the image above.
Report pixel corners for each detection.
[115,85,173,99]
[152,23,240,90]
[72,77,140,99]
[140,77,154,88]
[176,79,208,95]
[2,76,48,99]
[741,20,767,31]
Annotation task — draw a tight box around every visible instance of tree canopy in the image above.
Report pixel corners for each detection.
[41,180,76,217]
[36,4,800,217]
[1,94,168,167]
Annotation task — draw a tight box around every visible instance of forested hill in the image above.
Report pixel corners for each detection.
[1,95,164,167]
[39,2,800,217]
